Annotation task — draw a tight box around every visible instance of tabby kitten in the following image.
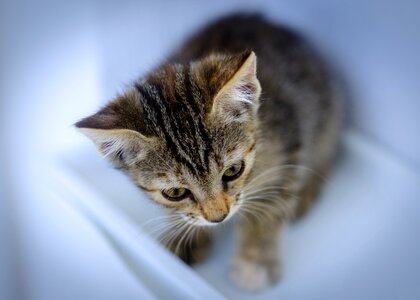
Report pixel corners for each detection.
[75,14,342,292]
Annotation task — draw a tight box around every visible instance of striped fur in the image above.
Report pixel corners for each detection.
[75,14,343,292]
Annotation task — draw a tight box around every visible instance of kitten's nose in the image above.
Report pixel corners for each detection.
[209,213,228,223]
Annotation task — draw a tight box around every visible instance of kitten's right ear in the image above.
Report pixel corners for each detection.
[75,92,153,165]
[200,51,261,123]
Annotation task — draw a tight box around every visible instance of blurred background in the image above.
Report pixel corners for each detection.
[1,0,419,299]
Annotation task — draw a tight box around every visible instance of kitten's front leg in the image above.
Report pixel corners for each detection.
[230,215,283,292]
[166,228,212,265]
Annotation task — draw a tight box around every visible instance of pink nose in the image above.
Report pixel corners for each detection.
[208,213,228,223]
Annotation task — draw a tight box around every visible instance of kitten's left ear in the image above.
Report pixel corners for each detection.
[211,51,261,122]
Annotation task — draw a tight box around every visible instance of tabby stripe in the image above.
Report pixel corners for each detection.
[183,64,212,170]
[152,84,200,173]
[246,141,256,154]
[135,83,197,173]
[175,65,208,171]
[152,84,205,174]
[134,83,162,137]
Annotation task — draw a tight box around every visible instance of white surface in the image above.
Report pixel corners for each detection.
[51,162,225,300]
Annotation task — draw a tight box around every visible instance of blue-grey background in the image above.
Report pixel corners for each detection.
[1,0,419,299]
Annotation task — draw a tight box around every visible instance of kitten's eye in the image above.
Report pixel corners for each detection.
[222,161,245,182]
[162,187,190,201]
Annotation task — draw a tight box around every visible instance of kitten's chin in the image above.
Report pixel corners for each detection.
[197,219,224,227]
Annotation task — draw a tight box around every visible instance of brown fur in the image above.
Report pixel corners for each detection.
[75,13,342,292]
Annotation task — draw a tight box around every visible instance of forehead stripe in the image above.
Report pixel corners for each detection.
[153,84,205,174]
[177,65,208,170]
[183,65,213,170]
[135,83,198,174]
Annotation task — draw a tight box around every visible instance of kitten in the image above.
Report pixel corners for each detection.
[75,14,342,292]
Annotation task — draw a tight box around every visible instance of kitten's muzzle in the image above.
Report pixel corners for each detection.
[200,193,232,224]
[208,213,228,223]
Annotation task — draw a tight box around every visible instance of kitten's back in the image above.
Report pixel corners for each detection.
[174,14,341,170]
[173,14,302,61]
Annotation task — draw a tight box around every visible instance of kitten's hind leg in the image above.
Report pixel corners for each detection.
[231,214,284,292]
[166,228,213,265]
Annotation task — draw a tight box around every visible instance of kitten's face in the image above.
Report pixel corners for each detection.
[76,51,261,226]
[129,121,257,226]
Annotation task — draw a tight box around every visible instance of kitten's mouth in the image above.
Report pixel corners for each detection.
[208,214,228,223]
[198,217,229,227]
[188,209,235,227]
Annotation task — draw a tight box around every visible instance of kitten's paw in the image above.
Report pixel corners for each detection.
[230,255,281,292]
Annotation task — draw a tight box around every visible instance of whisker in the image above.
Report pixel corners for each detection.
[141,214,180,229]
[275,164,328,184]
[163,223,190,253]
[238,207,266,223]
[158,218,187,246]
[149,219,184,237]
[243,185,289,194]
[174,220,197,256]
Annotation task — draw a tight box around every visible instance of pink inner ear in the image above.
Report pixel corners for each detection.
[241,82,258,95]
[235,81,259,104]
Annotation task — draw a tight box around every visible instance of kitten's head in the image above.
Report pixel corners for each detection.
[76,51,261,226]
